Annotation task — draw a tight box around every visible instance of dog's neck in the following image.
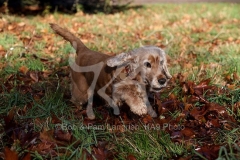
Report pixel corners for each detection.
[114,66,146,87]
[114,65,130,82]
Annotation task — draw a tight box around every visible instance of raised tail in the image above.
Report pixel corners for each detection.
[50,23,87,54]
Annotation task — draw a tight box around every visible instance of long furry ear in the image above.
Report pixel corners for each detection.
[106,52,132,67]
[158,48,172,79]
[163,62,172,79]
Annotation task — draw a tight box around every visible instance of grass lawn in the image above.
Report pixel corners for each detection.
[0,3,240,159]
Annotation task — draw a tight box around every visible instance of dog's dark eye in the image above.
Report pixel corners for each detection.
[144,62,151,68]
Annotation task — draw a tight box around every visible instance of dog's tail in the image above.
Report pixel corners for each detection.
[50,23,87,54]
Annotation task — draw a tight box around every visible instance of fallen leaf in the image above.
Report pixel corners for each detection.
[4,147,18,160]
[190,106,206,121]
[181,127,195,139]
[0,45,4,51]
[8,25,15,30]
[206,119,221,128]
[127,154,137,160]
[233,72,239,80]
[93,147,106,160]
[195,145,220,159]
[19,66,29,74]
[169,93,177,99]
[207,103,226,115]
[30,141,58,156]
[142,115,153,124]
[54,129,72,142]
[51,115,62,124]
[227,84,235,90]
[18,22,26,27]
[40,128,55,142]
[42,70,52,78]
[195,78,211,88]
[22,152,31,160]
[29,72,39,82]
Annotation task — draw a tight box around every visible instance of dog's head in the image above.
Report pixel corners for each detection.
[107,46,172,92]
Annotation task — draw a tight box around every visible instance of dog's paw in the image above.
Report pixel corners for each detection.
[87,114,95,120]
[86,109,95,120]
[113,107,120,115]
[147,107,157,118]
[148,110,157,118]
[110,101,120,115]
[131,107,147,116]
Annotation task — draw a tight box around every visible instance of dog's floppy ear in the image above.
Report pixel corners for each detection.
[157,48,172,79]
[106,52,133,67]
[163,61,172,79]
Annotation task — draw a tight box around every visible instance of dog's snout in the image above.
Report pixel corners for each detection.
[158,78,166,85]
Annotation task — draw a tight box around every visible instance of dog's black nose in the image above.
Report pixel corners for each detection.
[158,78,166,85]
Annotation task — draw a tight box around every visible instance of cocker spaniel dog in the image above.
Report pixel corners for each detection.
[50,23,172,119]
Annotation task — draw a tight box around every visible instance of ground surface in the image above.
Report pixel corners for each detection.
[0,3,240,160]
[133,0,240,4]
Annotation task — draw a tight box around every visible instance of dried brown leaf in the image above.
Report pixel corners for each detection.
[196,145,220,160]
[19,66,29,74]
[142,115,153,124]
[181,127,195,139]
[54,129,72,142]
[207,103,226,115]
[22,152,31,160]
[40,128,54,142]
[4,147,18,160]
[127,154,137,160]
[29,72,39,82]
[30,141,57,156]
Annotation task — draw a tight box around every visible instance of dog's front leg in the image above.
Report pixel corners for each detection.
[98,85,120,115]
[143,92,157,118]
[110,100,120,115]
[70,61,105,120]
[147,104,157,118]
[86,89,95,119]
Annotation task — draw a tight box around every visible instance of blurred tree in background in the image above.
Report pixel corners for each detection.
[0,0,133,14]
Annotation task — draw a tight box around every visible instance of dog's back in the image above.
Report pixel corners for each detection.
[50,23,111,64]
[50,23,115,94]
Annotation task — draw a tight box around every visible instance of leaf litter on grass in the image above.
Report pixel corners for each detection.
[0,3,240,159]
[1,60,239,159]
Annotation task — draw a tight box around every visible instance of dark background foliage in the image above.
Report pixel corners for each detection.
[0,0,133,14]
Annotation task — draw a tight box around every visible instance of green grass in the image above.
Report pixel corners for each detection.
[0,3,240,159]
[117,128,186,159]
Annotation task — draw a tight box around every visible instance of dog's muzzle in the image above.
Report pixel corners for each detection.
[149,78,168,92]
[158,78,166,85]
